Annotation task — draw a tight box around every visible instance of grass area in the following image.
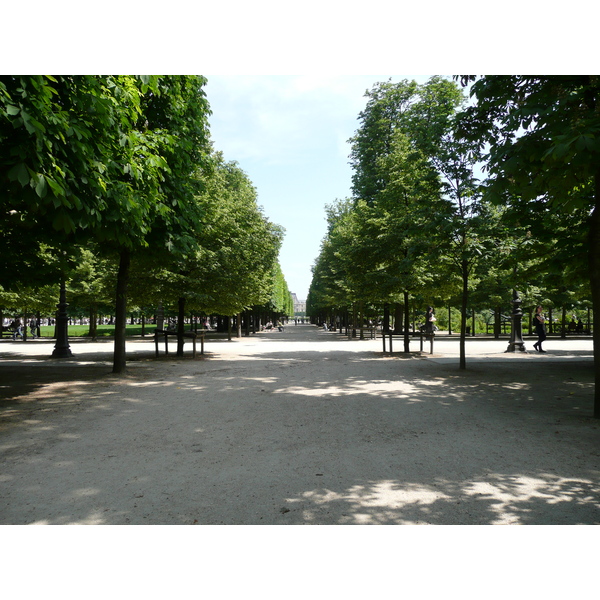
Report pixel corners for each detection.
[35,324,158,338]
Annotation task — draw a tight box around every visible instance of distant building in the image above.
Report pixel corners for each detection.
[291,293,306,315]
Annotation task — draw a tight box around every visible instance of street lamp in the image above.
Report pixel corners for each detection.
[505,289,526,352]
[52,277,73,358]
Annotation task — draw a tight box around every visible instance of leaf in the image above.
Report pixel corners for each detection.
[7,162,30,186]
[6,104,20,116]
[46,176,64,197]
[20,110,37,134]
[35,174,47,198]
[18,164,31,186]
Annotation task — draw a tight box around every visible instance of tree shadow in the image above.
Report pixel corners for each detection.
[1,333,598,525]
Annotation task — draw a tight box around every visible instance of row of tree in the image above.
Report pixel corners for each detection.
[1,75,294,371]
[306,76,597,417]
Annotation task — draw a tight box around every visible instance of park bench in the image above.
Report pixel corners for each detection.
[154,329,205,358]
[381,330,434,355]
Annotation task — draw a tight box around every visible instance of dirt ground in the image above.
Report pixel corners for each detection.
[0,325,599,525]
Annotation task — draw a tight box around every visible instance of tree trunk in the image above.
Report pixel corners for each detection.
[393,303,402,334]
[359,302,364,339]
[177,297,185,356]
[156,303,165,331]
[89,305,98,340]
[403,291,410,353]
[590,171,600,418]
[460,259,468,370]
[494,307,501,339]
[112,248,130,374]
[383,303,390,333]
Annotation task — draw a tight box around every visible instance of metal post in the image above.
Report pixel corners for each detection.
[52,278,73,358]
[506,289,526,352]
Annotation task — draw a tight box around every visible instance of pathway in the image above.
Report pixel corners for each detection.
[0,325,598,524]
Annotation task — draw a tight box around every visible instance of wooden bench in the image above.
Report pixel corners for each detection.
[381,331,434,355]
[154,329,205,358]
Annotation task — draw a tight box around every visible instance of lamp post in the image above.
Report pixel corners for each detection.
[52,277,73,358]
[506,289,526,352]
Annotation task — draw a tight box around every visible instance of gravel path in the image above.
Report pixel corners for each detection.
[1,325,599,525]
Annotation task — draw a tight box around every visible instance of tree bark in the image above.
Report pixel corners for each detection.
[494,307,501,339]
[590,170,600,418]
[177,297,185,356]
[393,303,403,334]
[112,248,130,374]
[403,291,410,353]
[383,303,390,333]
[460,259,468,370]
[89,305,97,340]
[359,302,364,340]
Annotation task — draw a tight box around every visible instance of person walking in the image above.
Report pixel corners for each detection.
[533,305,547,352]
[11,317,23,341]
[29,317,37,339]
[424,306,436,335]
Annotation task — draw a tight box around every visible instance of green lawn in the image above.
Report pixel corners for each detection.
[35,324,159,338]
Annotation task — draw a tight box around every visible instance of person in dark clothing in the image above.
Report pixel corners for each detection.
[424,306,436,334]
[11,318,23,341]
[533,305,547,352]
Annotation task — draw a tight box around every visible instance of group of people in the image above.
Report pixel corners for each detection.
[425,305,573,354]
[5,317,39,340]
[567,316,585,334]
[263,320,284,332]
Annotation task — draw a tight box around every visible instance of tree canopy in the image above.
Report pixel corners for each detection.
[456,75,599,416]
[1,75,293,369]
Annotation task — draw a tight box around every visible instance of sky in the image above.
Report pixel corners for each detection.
[11,3,589,301]
[204,75,434,301]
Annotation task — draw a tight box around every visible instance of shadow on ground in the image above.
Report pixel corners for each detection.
[1,332,598,525]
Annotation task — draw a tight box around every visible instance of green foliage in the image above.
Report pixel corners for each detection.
[0,76,294,359]
[129,153,285,317]
[456,76,598,304]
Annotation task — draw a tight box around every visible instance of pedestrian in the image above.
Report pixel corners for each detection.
[11,317,23,341]
[424,306,436,335]
[533,305,547,352]
[29,317,37,339]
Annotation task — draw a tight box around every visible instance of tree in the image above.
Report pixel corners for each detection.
[109,76,212,371]
[129,153,284,351]
[1,76,213,372]
[347,76,489,360]
[456,75,600,417]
